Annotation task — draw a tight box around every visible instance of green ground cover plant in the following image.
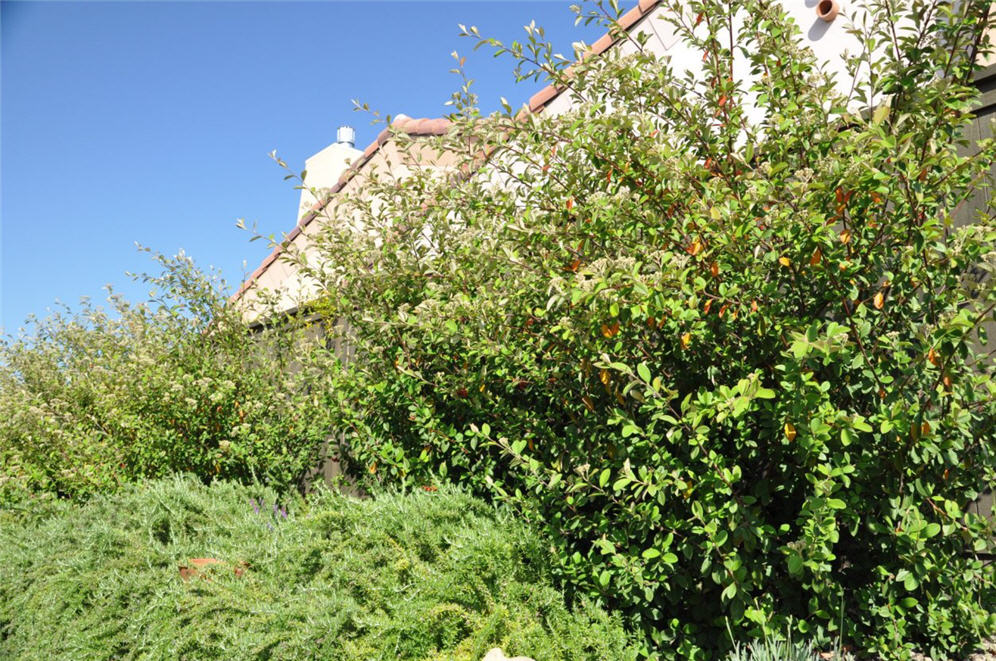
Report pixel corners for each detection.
[282,0,996,657]
[0,476,635,660]
[0,250,332,502]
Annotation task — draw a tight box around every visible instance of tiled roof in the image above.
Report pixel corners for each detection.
[234,0,661,303]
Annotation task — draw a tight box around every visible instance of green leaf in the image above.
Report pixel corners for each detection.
[642,547,661,559]
[637,362,651,382]
[852,416,873,433]
[599,569,611,587]
[598,468,611,488]
[904,574,918,591]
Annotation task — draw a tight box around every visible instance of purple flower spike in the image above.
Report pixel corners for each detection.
[250,498,259,514]
[280,507,287,519]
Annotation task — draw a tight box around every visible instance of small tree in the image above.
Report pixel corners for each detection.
[291,0,995,656]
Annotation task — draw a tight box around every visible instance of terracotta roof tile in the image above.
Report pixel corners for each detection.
[590,32,615,55]
[619,4,646,29]
[525,0,662,114]
[528,85,560,113]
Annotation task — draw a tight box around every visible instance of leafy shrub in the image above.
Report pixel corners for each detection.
[0,476,636,660]
[0,249,331,501]
[284,0,996,657]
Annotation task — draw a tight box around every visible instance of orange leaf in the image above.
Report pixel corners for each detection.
[710,262,719,277]
[751,300,759,313]
[566,197,574,211]
[565,258,581,273]
[809,248,822,266]
[927,347,941,367]
[687,239,703,256]
[601,322,620,338]
[778,256,791,267]
[599,369,611,385]
[873,292,885,310]
[840,229,851,244]
[703,299,712,314]
[680,332,692,349]
[784,422,797,441]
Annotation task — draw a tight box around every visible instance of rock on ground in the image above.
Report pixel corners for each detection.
[481,648,535,661]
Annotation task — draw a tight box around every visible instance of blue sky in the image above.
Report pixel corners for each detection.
[1,1,605,333]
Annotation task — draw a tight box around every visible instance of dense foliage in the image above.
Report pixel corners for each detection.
[0,477,635,660]
[0,250,331,501]
[286,0,996,657]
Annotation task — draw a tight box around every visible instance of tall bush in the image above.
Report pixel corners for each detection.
[289,0,996,657]
[0,250,332,501]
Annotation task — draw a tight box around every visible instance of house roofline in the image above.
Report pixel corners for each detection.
[527,0,661,113]
[232,0,662,305]
[232,116,451,301]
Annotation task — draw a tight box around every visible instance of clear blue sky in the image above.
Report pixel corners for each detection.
[1,1,605,334]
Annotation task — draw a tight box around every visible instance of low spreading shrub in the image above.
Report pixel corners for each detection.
[0,250,332,501]
[283,0,996,657]
[0,476,636,660]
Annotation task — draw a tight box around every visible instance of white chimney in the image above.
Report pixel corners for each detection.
[297,125,363,222]
[336,125,356,148]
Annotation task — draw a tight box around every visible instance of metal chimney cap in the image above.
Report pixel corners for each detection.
[336,125,356,147]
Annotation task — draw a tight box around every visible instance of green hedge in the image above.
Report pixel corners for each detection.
[0,477,636,660]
